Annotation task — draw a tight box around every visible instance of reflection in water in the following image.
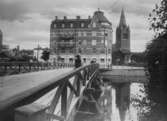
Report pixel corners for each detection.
[111,83,145,121]
[34,82,145,121]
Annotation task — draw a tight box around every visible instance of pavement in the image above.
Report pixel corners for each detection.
[0,68,73,109]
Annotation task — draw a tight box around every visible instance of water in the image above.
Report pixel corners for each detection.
[111,83,146,121]
[34,82,145,121]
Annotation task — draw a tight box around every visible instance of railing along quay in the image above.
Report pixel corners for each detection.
[0,62,73,76]
[0,64,99,121]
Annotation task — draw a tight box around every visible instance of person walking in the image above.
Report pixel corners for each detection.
[74,55,81,68]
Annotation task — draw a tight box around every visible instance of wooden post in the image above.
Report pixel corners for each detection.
[61,82,67,118]
[76,76,80,96]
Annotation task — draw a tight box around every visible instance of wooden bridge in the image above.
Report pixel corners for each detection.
[0,64,148,121]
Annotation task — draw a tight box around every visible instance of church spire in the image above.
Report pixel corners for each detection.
[119,8,126,26]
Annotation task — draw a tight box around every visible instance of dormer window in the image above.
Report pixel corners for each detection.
[62,24,65,28]
[81,23,84,28]
[54,24,57,28]
[70,23,73,28]
[93,22,96,27]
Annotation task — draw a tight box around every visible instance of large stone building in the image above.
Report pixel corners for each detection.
[113,9,131,64]
[50,10,113,67]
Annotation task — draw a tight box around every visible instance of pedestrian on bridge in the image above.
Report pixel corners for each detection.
[75,55,81,68]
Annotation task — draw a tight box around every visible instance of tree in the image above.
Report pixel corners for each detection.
[145,0,167,120]
[41,49,50,62]
[149,0,167,36]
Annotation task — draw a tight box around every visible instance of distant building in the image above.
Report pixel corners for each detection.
[0,29,3,52]
[50,10,113,67]
[113,9,131,64]
[33,46,45,62]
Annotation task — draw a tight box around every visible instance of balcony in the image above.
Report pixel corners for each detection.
[58,42,75,48]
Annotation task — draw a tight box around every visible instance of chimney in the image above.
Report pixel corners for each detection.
[55,16,58,20]
[76,16,80,19]
[64,16,67,20]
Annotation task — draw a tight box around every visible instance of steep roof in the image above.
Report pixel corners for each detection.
[92,10,111,24]
[119,8,127,26]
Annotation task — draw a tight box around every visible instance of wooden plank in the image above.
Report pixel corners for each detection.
[61,82,67,117]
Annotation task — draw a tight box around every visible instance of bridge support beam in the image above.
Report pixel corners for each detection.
[15,103,47,121]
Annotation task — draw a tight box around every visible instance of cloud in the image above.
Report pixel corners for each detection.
[0,1,30,21]
[0,0,160,52]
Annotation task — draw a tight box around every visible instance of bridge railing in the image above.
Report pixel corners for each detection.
[0,64,99,121]
[0,62,74,76]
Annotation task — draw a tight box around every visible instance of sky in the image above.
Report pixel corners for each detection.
[0,0,160,52]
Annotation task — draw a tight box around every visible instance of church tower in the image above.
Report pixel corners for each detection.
[116,8,130,52]
[113,9,131,64]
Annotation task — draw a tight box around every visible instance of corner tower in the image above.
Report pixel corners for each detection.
[116,8,130,52]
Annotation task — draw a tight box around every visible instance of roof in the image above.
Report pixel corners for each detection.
[119,8,127,26]
[51,18,91,29]
[92,10,111,24]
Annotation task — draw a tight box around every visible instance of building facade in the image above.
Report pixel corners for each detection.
[50,10,113,67]
[113,9,131,64]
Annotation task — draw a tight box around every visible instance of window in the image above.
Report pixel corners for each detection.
[70,40,73,44]
[87,32,92,36]
[78,48,82,53]
[101,40,104,44]
[70,23,73,28]
[78,32,81,36]
[93,48,96,53]
[69,58,73,63]
[82,40,87,45]
[83,32,86,36]
[62,24,65,28]
[105,40,108,46]
[92,40,97,46]
[78,40,82,45]
[81,32,84,36]
[83,58,86,62]
[123,33,128,38]
[93,22,96,27]
[100,58,105,63]
[61,49,65,53]
[92,31,96,36]
[96,32,102,36]
[81,23,84,27]
[108,49,111,53]
[70,49,74,53]
[61,58,65,62]
[54,24,57,28]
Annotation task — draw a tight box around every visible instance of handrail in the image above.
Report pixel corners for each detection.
[0,62,74,76]
[0,64,99,121]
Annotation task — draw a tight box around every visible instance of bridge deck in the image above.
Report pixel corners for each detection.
[0,68,72,110]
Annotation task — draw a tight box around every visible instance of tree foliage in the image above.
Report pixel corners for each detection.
[145,0,167,120]
[149,0,167,36]
[41,49,50,62]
